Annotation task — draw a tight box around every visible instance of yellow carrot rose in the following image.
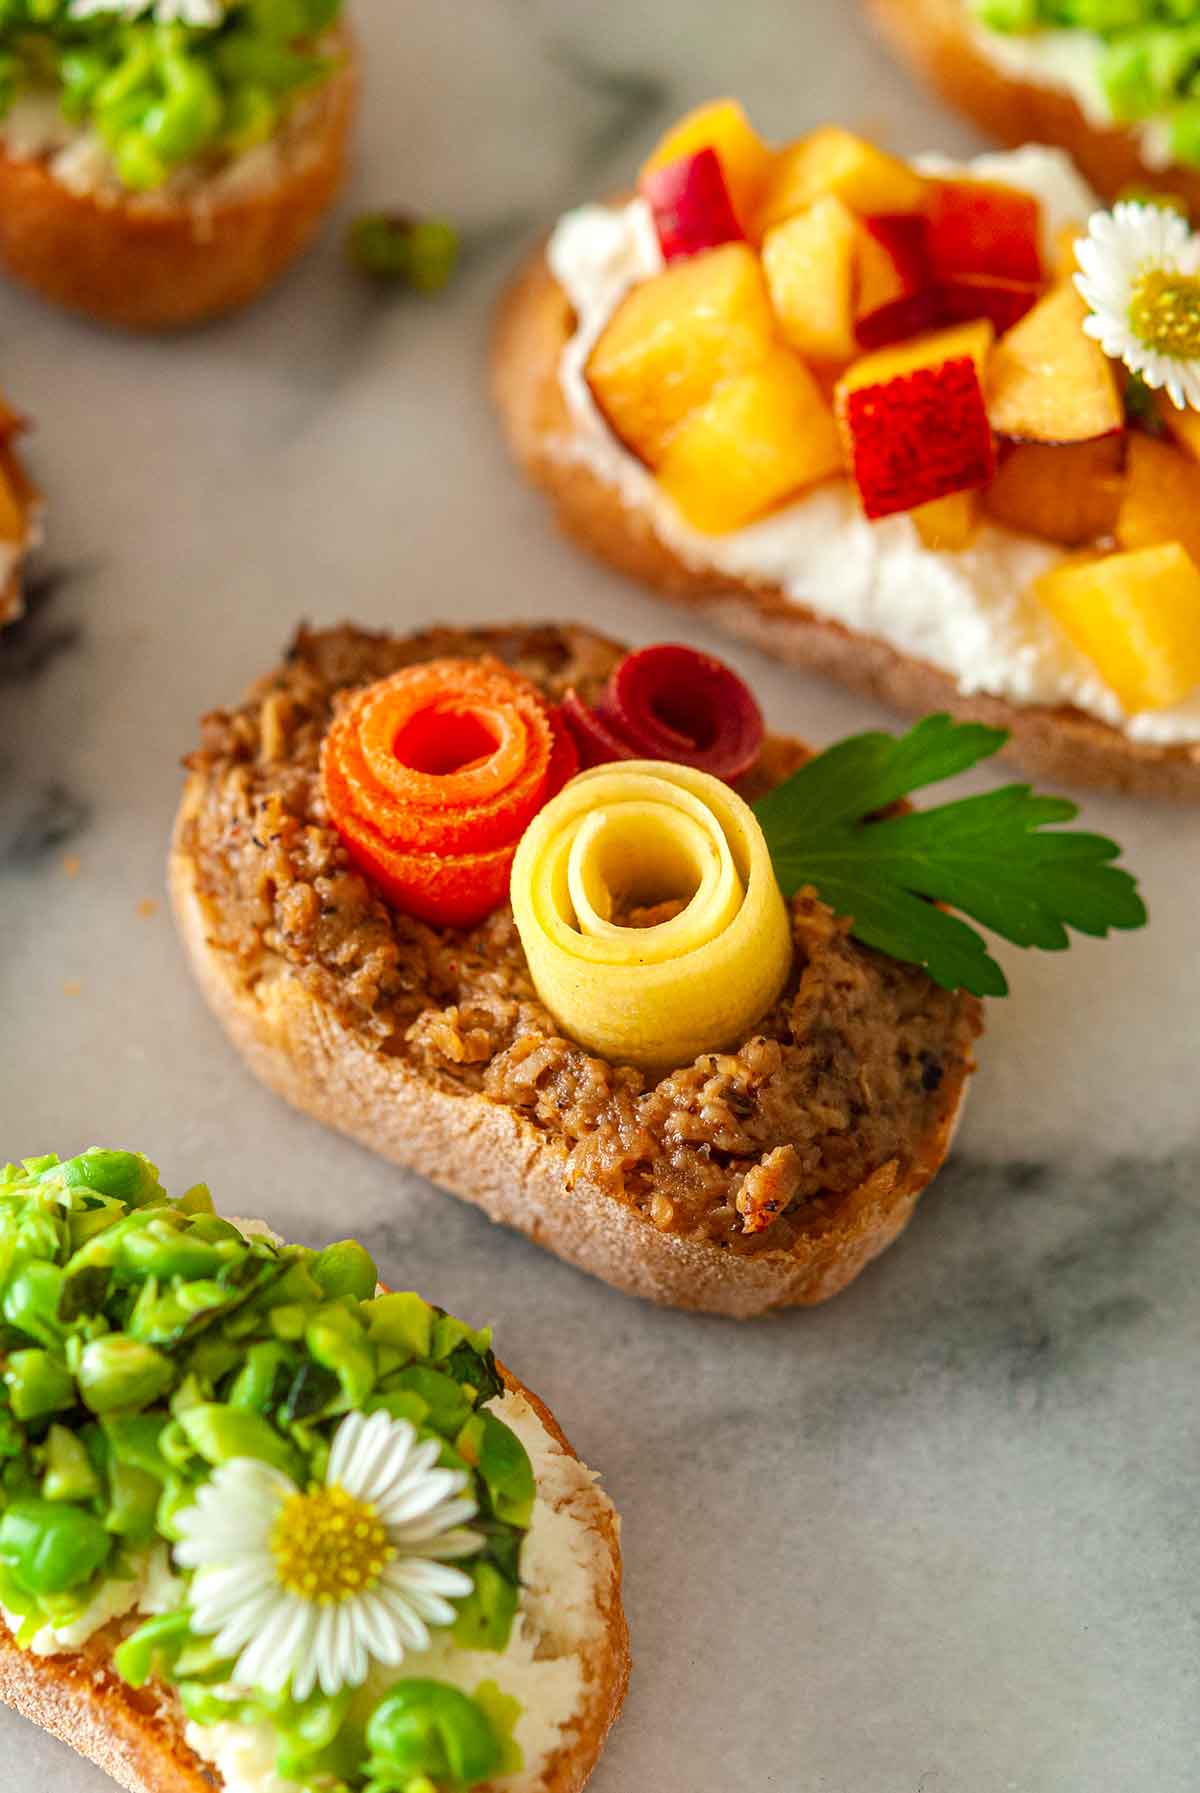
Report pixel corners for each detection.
[509,760,793,1072]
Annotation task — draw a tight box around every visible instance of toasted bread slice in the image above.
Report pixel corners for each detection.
[0,29,356,330]
[490,245,1200,801]
[168,622,980,1319]
[867,0,1200,212]
[0,1362,628,1793]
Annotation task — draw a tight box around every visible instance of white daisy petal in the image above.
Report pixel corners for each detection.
[177,1408,502,1702]
[1073,200,1200,413]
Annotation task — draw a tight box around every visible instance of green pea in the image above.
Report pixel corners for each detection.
[221,83,278,152]
[0,1497,111,1596]
[365,1291,434,1359]
[105,1461,161,1543]
[4,1348,75,1421]
[140,50,220,162]
[312,1240,378,1304]
[457,1411,534,1528]
[77,1335,174,1414]
[114,1609,192,1689]
[387,1367,470,1438]
[450,1561,518,1654]
[60,1150,161,1206]
[305,1304,376,1408]
[42,1426,101,1504]
[228,1340,290,1412]
[177,1403,301,1478]
[365,1679,502,1790]
[3,1261,67,1347]
[102,1413,169,1481]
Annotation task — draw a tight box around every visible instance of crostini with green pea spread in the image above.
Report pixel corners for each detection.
[0,1149,629,1793]
[0,1,356,328]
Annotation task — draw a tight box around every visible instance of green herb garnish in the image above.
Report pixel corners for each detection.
[753,715,1147,998]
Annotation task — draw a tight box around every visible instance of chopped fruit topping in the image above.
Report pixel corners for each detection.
[658,347,842,532]
[1117,435,1200,567]
[757,127,927,237]
[987,284,1123,443]
[1035,543,1200,713]
[925,178,1043,283]
[836,321,996,520]
[984,439,1125,546]
[1155,390,1200,460]
[911,491,980,551]
[586,244,775,466]
[640,148,744,262]
[762,197,859,361]
[1052,222,1086,284]
[640,99,772,235]
[561,643,764,781]
[855,213,942,349]
[939,275,1040,335]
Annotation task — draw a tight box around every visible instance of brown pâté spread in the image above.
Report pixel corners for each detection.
[180,623,981,1257]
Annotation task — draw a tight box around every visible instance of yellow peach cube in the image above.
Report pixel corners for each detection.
[641,99,773,233]
[757,128,927,236]
[762,197,858,362]
[1117,435,1200,567]
[911,492,979,551]
[1155,391,1200,461]
[657,348,843,533]
[586,244,776,468]
[1035,542,1200,712]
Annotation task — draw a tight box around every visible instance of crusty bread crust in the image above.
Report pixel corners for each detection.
[867,0,1200,211]
[0,31,356,330]
[0,1366,628,1793]
[490,245,1200,800]
[169,740,973,1321]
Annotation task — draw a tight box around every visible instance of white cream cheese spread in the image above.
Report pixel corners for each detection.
[545,146,1200,746]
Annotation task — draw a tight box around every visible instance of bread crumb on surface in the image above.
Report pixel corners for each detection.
[62,854,80,877]
[137,898,159,919]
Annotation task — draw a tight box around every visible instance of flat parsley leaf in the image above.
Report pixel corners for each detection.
[753,715,1147,998]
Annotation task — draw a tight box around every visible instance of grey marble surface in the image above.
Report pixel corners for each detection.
[1,2,1198,1788]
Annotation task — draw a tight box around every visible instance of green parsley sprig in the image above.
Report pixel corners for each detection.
[753,715,1147,998]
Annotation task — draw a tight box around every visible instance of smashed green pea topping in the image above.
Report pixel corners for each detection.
[0,1150,533,1793]
[971,1,1200,168]
[0,0,345,192]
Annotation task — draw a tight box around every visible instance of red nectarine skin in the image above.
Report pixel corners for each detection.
[856,212,942,348]
[640,147,744,262]
[926,179,1043,284]
[939,275,1040,335]
[844,356,996,520]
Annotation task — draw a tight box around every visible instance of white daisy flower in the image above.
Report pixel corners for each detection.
[1075,201,1200,411]
[173,1412,481,1701]
[67,0,225,26]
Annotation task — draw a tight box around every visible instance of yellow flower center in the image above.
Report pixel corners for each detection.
[1129,267,1200,358]
[270,1485,394,1605]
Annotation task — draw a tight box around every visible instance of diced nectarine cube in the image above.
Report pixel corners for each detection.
[757,128,927,236]
[854,213,941,348]
[924,178,1043,282]
[912,491,979,550]
[984,438,1124,546]
[641,99,773,234]
[939,275,1040,335]
[836,320,995,520]
[762,197,858,361]
[586,245,775,467]
[1116,434,1200,567]
[1052,222,1087,283]
[1155,391,1200,461]
[987,284,1123,443]
[657,348,842,533]
[1035,542,1200,711]
[641,148,744,261]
